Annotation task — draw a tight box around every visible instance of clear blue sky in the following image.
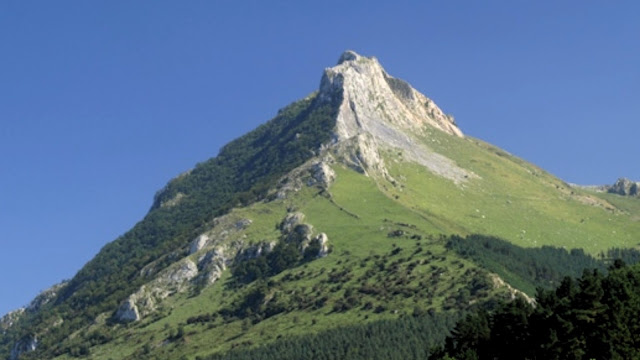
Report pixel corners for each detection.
[1,1,638,316]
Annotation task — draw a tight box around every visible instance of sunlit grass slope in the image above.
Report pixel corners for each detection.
[379,128,640,253]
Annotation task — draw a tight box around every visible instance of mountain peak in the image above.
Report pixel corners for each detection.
[336,50,362,64]
[319,50,463,141]
[608,177,639,196]
[316,51,470,183]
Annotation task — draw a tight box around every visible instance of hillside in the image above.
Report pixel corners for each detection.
[2,51,639,360]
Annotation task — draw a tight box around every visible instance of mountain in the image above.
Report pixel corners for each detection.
[3,51,640,360]
[574,178,640,197]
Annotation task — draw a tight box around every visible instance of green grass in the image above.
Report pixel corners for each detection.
[380,128,640,253]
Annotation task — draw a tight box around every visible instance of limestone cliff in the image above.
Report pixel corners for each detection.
[320,50,462,140]
[319,50,474,183]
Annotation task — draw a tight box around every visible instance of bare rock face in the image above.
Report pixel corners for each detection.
[189,216,253,256]
[320,50,463,140]
[115,259,198,322]
[164,259,199,285]
[115,299,140,322]
[276,212,329,257]
[279,212,315,246]
[9,334,38,360]
[608,178,639,196]
[190,234,210,255]
[196,248,228,285]
[310,233,330,257]
[280,212,306,233]
[115,214,259,323]
[333,133,389,177]
[318,51,475,183]
[310,160,336,187]
[235,241,277,262]
[274,155,337,199]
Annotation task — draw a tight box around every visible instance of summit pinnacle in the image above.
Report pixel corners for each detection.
[318,50,471,183]
[320,50,463,140]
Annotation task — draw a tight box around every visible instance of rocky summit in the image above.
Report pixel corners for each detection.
[3,51,640,360]
[321,50,462,140]
[608,177,639,196]
[319,51,472,183]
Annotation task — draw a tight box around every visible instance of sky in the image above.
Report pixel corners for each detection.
[0,1,638,316]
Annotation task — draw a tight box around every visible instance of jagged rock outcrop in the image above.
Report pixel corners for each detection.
[165,259,199,285]
[333,133,389,177]
[608,178,639,196]
[321,50,462,140]
[115,213,263,322]
[309,159,336,187]
[114,299,140,322]
[196,247,228,285]
[189,216,253,254]
[235,241,277,262]
[274,155,337,199]
[280,212,314,246]
[115,259,198,322]
[277,211,329,257]
[190,234,210,255]
[9,334,38,360]
[280,212,306,233]
[318,51,475,183]
[310,233,330,257]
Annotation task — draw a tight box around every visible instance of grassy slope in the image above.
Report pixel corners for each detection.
[58,167,504,360]
[383,128,640,253]
[589,190,640,224]
[53,128,640,359]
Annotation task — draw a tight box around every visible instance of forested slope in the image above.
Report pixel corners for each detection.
[432,261,640,360]
[0,91,340,359]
